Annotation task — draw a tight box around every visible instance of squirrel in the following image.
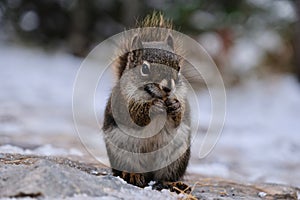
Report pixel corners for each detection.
[102,13,191,191]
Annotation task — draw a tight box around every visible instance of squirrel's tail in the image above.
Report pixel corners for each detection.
[138,11,173,29]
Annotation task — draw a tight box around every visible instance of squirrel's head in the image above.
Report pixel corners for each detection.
[118,34,185,101]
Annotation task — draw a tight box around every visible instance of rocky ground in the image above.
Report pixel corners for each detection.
[1,153,299,200]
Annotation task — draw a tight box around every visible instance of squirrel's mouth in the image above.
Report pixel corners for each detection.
[144,82,171,99]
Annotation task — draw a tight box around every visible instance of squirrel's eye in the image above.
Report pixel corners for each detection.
[140,61,150,76]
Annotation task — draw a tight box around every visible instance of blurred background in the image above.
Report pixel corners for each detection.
[1,0,299,78]
[0,0,300,187]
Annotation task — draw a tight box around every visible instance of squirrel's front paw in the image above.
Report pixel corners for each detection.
[166,98,181,115]
[151,99,166,115]
[166,98,182,126]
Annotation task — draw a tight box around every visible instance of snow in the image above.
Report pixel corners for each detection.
[0,42,300,189]
[258,192,267,198]
[189,76,300,187]
[0,144,83,156]
[115,176,128,184]
[0,43,81,135]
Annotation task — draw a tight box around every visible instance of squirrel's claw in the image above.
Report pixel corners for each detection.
[166,98,181,115]
[121,172,147,188]
[165,98,182,127]
[151,99,166,115]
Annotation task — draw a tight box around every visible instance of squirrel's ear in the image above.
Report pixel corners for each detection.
[165,34,174,50]
[131,34,143,50]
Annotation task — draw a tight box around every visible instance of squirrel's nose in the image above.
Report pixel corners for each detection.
[162,85,171,93]
[159,79,175,94]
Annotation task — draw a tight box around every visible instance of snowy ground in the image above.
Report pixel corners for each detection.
[189,75,300,187]
[0,43,299,188]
